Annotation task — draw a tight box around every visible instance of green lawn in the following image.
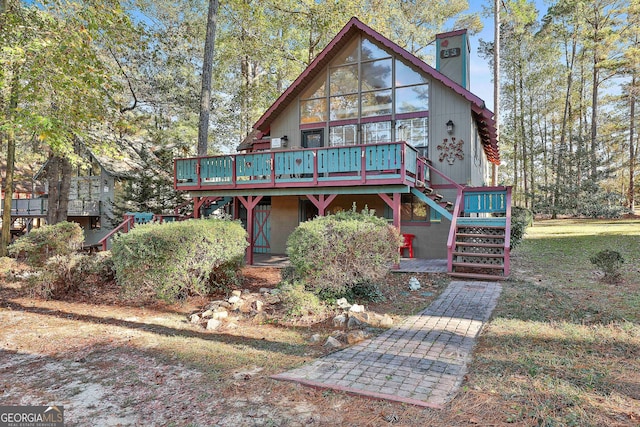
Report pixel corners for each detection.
[452,219,640,426]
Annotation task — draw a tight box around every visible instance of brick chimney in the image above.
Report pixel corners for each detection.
[435,29,470,90]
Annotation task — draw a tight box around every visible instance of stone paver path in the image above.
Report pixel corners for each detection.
[272,281,502,408]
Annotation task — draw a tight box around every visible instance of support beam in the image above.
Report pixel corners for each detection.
[193,196,201,219]
[305,194,337,216]
[378,192,401,230]
[237,195,263,265]
[193,196,221,219]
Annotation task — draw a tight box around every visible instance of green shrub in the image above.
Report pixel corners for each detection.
[278,281,328,317]
[590,249,624,283]
[286,206,401,296]
[510,206,533,249]
[8,221,83,267]
[111,218,247,302]
[318,279,387,303]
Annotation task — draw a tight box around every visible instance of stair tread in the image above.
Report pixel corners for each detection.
[455,242,505,248]
[456,225,506,229]
[453,252,504,258]
[452,261,505,268]
[449,272,506,281]
[456,233,505,239]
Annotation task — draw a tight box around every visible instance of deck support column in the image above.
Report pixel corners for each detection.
[193,197,201,219]
[378,193,401,230]
[237,195,263,265]
[306,194,337,216]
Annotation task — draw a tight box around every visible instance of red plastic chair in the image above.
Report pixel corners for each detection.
[399,233,415,258]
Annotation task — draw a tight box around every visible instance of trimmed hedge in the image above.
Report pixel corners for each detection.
[9,221,83,267]
[286,207,401,296]
[111,218,247,302]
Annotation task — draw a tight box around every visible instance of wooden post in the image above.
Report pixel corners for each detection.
[378,193,401,230]
[193,196,201,219]
[237,195,263,265]
[305,194,337,216]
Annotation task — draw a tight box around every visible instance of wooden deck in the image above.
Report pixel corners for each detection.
[174,141,428,194]
[1,198,101,217]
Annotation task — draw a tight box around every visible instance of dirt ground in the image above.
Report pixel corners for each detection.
[1,266,451,426]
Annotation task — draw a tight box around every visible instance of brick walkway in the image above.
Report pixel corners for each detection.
[272,281,502,408]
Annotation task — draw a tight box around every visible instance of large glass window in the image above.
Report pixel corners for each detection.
[332,37,359,65]
[300,36,430,146]
[362,121,391,144]
[330,94,359,120]
[300,78,327,124]
[396,117,428,150]
[361,59,392,91]
[395,59,429,86]
[361,89,392,117]
[395,84,429,113]
[361,38,390,61]
[330,64,358,96]
[301,99,326,124]
[329,124,358,146]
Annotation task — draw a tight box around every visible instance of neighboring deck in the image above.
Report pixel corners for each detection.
[1,198,101,217]
[174,141,428,196]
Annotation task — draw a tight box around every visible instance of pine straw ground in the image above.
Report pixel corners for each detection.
[1,219,639,426]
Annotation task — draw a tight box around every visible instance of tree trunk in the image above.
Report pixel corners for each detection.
[519,61,528,208]
[1,71,20,256]
[590,56,599,180]
[56,156,72,223]
[492,0,500,186]
[0,127,15,256]
[197,0,219,157]
[46,156,60,225]
[630,73,637,211]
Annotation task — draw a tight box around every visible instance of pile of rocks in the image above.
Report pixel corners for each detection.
[188,288,281,330]
[314,297,394,349]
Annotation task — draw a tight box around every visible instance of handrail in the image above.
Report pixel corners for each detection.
[99,215,134,251]
[446,187,464,272]
[425,161,464,190]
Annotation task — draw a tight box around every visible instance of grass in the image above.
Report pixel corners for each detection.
[1,219,638,425]
[451,219,640,426]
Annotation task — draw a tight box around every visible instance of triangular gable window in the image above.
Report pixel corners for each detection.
[300,35,429,151]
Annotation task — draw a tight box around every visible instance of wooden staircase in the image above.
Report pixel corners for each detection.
[446,187,512,281]
[449,220,509,280]
[411,165,512,281]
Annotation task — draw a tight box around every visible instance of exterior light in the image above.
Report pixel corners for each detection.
[446,120,455,135]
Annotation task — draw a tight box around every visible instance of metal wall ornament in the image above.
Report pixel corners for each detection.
[437,137,464,165]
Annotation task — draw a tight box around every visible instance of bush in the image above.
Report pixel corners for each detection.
[590,249,624,283]
[9,221,83,267]
[111,218,247,302]
[318,279,386,303]
[286,206,401,296]
[510,206,533,249]
[0,256,16,279]
[277,281,328,317]
[27,252,116,300]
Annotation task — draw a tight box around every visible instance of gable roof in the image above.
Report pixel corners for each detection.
[34,133,169,181]
[245,17,499,164]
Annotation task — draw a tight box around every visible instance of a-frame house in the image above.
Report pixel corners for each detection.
[174,18,512,280]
